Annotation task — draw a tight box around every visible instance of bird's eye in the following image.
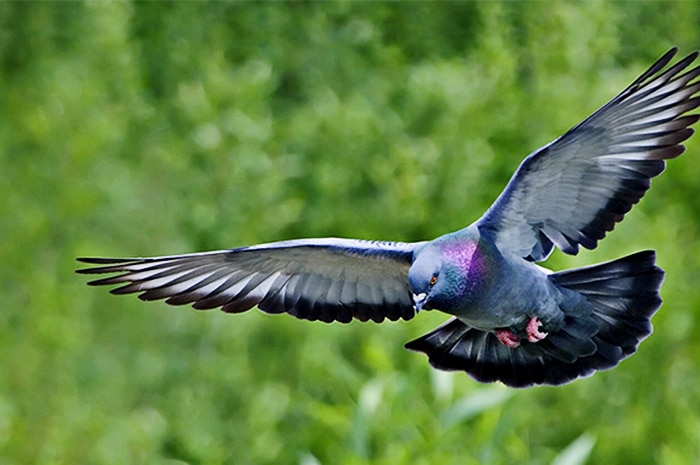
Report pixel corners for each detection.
[429,275,437,286]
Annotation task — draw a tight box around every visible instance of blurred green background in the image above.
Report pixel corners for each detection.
[2,2,700,464]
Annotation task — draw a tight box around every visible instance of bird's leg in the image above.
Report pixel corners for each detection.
[526,317,548,343]
[495,329,521,348]
[496,317,548,348]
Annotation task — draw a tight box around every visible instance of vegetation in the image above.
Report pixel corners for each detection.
[2,2,700,464]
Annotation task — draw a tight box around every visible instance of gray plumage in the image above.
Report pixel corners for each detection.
[78,48,698,387]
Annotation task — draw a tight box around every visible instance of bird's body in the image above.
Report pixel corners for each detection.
[79,48,698,387]
[411,226,560,331]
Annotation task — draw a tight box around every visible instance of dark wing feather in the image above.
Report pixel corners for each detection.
[77,238,421,323]
[478,48,700,261]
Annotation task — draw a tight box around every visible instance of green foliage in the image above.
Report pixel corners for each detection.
[2,2,700,464]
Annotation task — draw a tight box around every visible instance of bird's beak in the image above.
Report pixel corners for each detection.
[413,293,428,312]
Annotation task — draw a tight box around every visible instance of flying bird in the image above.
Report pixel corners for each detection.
[78,48,700,387]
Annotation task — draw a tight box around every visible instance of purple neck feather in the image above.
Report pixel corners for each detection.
[441,239,488,298]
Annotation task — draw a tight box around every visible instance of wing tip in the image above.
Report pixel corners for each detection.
[662,46,679,63]
[76,257,144,275]
[682,48,699,63]
[76,256,140,264]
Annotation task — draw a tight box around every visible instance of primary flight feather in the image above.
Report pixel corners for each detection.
[78,48,698,387]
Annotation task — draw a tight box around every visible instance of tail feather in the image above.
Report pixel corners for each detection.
[404,250,664,387]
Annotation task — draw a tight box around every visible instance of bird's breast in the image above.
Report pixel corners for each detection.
[450,255,560,331]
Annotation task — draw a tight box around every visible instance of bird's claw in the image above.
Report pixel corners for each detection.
[495,329,521,348]
[526,317,548,343]
[496,317,548,348]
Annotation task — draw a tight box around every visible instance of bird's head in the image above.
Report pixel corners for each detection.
[408,235,487,313]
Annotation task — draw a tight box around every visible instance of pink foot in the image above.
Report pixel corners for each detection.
[496,329,521,348]
[526,317,548,343]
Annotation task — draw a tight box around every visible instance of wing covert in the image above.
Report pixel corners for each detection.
[477,48,700,261]
[77,238,422,323]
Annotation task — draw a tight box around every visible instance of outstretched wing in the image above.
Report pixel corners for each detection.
[478,48,700,261]
[77,238,422,323]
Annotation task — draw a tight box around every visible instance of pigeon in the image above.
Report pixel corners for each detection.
[78,48,700,387]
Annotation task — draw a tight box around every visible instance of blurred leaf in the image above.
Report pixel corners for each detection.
[351,377,387,458]
[430,369,455,402]
[439,386,514,428]
[298,452,322,465]
[551,433,596,465]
